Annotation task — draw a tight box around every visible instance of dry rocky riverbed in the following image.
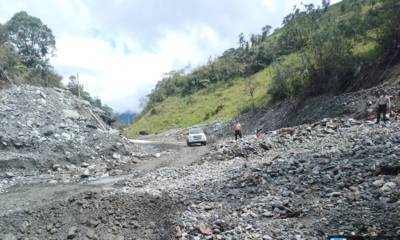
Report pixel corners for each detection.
[0,85,399,239]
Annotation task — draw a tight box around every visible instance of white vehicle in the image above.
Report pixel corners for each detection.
[186,127,207,146]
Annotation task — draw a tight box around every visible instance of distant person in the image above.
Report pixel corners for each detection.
[256,127,262,138]
[234,122,242,140]
[376,90,391,124]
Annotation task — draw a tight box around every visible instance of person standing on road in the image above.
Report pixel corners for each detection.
[376,90,391,124]
[234,121,242,140]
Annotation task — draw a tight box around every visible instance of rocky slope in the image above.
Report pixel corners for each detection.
[0,85,138,176]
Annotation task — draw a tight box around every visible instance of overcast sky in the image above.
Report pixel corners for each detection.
[0,0,340,113]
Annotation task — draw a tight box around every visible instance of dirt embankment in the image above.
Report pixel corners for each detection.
[211,64,400,139]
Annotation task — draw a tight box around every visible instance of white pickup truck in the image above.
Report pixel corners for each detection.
[186,127,207,146]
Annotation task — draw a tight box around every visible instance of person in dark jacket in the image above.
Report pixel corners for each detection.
[376,90,391,124]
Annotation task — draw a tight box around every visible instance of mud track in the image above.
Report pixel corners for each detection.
[0,140,208,239]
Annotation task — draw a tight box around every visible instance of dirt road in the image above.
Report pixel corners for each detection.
[0,139,209,239]
[132,140,208,170]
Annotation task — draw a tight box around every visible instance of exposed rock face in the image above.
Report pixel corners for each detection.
[0,85,136,174]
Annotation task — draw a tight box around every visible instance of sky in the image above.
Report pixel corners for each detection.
[0,0,340,113]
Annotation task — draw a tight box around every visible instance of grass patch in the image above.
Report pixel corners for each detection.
[125,68,273,136]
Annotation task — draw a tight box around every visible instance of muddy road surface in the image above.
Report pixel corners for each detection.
[0,140,208,240]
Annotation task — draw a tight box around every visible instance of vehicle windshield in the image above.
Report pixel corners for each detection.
[189,128,203,134]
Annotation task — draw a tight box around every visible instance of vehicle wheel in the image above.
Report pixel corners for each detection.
[202,142,207,146]
[187,142,191,147]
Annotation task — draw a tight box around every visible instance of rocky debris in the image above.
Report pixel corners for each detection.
[0,191,179,240]
[0,85,141,177]
[1,84,400,239]
[1,116,399,239]
[67,226,78,239]
[119,117,400,239]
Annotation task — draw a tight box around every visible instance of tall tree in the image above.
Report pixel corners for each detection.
[238,33,246,48]
[67,75,83,98]
[0,23,7,45]
[322,0,331,11]
[261,25,272,40]
[4,11,56,68]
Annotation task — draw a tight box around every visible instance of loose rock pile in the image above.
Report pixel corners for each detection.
[0,85,137,176]
[0,191,179,240]
[122,118,400,239]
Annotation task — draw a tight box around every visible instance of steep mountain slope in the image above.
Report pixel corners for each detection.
[212,63,400,139]
[128,0,399,136]
[127,68,272,135]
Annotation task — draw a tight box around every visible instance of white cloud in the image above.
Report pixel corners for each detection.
[1,0,343,112]
[261,0,278,12]
[51,24,226,112]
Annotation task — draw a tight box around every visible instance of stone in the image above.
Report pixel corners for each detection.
[2,233,17,240]
[112,153,121,160]
[61,132,72,141]
[48,179,58,184]
[259,142,271,151]
[349,186,360,193]
[81,169,90,178]
[175,226,182,238]
[19,221,29,233]
[198,224,212,236]
[52,164,61,171]
[263,235,273,240]
[381,182,396,192]
[372,179,385,188]
[81,162,90,168]
[4,172,15,178]
[86,228,95,239]
[64,109,80,119]
[67,226,78,239]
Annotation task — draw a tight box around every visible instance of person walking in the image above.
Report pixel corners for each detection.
[234,122,242,140]
[376,90,391,124]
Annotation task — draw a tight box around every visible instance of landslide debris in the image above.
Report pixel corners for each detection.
[1,84,399,240]
[0,191,179,240]
[123,118,400,239]
[0,85,137,175]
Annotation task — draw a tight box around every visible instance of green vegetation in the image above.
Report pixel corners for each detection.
[0,11,113,115]
[127,68,272,134]
[129,0,400,135]
[66,74,113,115]
[0,11,62,88]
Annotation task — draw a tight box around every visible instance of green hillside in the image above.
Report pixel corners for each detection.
[127,0,400,136]
[128,67,272,134]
